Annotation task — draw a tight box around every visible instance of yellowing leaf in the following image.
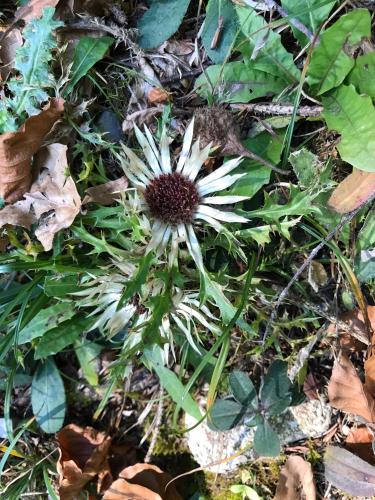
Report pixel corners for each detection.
[328,169,375,214]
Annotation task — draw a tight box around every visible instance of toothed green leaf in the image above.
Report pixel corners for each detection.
[3,7,63,131]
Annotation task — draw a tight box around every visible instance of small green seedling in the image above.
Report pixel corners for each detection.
[209,361,301,457]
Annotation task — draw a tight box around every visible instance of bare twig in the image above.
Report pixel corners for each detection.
[144,387,164,463]
[231,103,323,117]
[262,191,375,344]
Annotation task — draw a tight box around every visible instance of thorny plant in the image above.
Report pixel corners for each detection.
[1,1,375,498]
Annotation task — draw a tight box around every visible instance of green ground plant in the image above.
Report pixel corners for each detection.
[0,1,375,497]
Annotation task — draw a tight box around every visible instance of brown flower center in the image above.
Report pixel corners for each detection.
[144,172,200,225]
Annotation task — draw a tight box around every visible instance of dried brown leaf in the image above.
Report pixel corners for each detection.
[345,426,375,465]
[324,446,375,496]
[328,169,375,214]
[147,87,170,104]
[15,0,60,21]
[0,143,81,250]
[328,354,375,422]
[57,424,112,500]
[83,176,128,205]
[327,307,372,352]
[274,455,316,500]
[0,98,64,203]
[103,464,182,500]
[27,144,81,250]
[0,28,23,81]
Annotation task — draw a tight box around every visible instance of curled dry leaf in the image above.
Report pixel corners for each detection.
[345,426,375,465]
[324,445,375,497]
[328,354,375,422]
[328,169,375,214]
[274,455,316,500]
[15,0,60,21]
[0,27,23,81]
[57,424,112,500]
[83,176,128,205]
[147,87,171,104]
[0,143,81,251]
[103,463,182,500]
[327,306,373,351]
[0,98,64,203]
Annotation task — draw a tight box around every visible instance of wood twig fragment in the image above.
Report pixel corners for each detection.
[144,387,164,463]
[231,103,323,117]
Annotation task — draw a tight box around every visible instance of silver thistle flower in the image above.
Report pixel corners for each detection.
[117,119,248,272]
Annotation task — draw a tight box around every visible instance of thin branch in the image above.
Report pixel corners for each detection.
[144,387,164,463]
[262,191,375,344]
[231,103,323,117]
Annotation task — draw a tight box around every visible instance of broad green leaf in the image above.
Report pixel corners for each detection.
[253,419,280,457]
[74,340,102,386]
[230,485,261,500]
[31,358,66,433]
[34,316,93,360]
[44,275,80,297]
[137,0,191,49]
[65,36,114,94]
[281,0,335,46]
[226,132,284,197]
[307,9,371,95]
[322,85,375,172]
[202,0,238,63]
[236,4,300,84]
[209,398,244,430]
[260,360,292,416]
[324,446,375,496]
[17,303,76,345]
[195,61,286,103]
[143,347,201,420]
[229,371,258,408]
[348,52,375,99]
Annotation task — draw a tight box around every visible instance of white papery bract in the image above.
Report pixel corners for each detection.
[117,119,248,272]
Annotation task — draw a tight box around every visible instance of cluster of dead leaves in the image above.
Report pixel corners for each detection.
[327,306,375,464]
[57,424,182,500]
